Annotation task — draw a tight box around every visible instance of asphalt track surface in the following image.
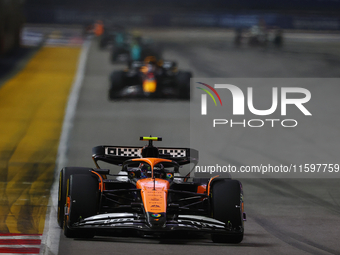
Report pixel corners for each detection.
[58,31,340,255]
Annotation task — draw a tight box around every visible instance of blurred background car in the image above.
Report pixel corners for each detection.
[109,56,191,99]
[109,31,162,63]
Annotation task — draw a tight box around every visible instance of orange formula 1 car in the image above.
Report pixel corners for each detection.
[57,137,246,243]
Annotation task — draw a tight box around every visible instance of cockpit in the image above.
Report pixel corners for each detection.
[121,160,179,182]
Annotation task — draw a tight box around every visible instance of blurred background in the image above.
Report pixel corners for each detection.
[22,0,340,28]
[2,0,340,55]
[2,0,340,82]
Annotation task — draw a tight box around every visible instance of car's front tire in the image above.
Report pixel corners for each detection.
[210,179,244,243]
[109,71,125,100]
[57,167,93,228]
[64,174,98,238]
[177,71,192,100]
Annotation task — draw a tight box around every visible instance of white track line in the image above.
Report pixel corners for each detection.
[39,39,91,255]
[1,254,39,255]
[0,236,41,240]
[0,245,41,248]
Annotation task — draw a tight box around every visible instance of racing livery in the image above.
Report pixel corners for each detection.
[107,31,162,63]
[109,57,191,100]
[58,137,245,243]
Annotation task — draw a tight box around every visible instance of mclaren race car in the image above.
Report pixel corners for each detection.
[58,137,245,243]
[109,57,192,100]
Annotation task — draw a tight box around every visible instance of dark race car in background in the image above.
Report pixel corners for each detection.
[98,25,127,50]
[57,136,246,243]
[108,32,162,63]
[109,57,192,100]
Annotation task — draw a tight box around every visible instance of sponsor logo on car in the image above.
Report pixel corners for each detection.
[151,213,162,218]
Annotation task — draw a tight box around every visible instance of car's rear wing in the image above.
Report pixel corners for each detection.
[92,145,198,167]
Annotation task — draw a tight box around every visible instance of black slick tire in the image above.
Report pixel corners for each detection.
[57,167,93,228]
[109,71,124,100]
[210,179,244,244]
[177,71,192,100]
[64,174,98,238]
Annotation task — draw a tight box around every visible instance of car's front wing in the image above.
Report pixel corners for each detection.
[72,213,243,234]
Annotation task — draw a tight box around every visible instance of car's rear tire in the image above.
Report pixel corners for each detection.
[111,46,129,63]
[99,35,114,50]
[57,167,93,228]
[110,46,119,62]
[64,174,98,238]
[210,179,244,244]
[177,71,192,100]
[109,71,124,100]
